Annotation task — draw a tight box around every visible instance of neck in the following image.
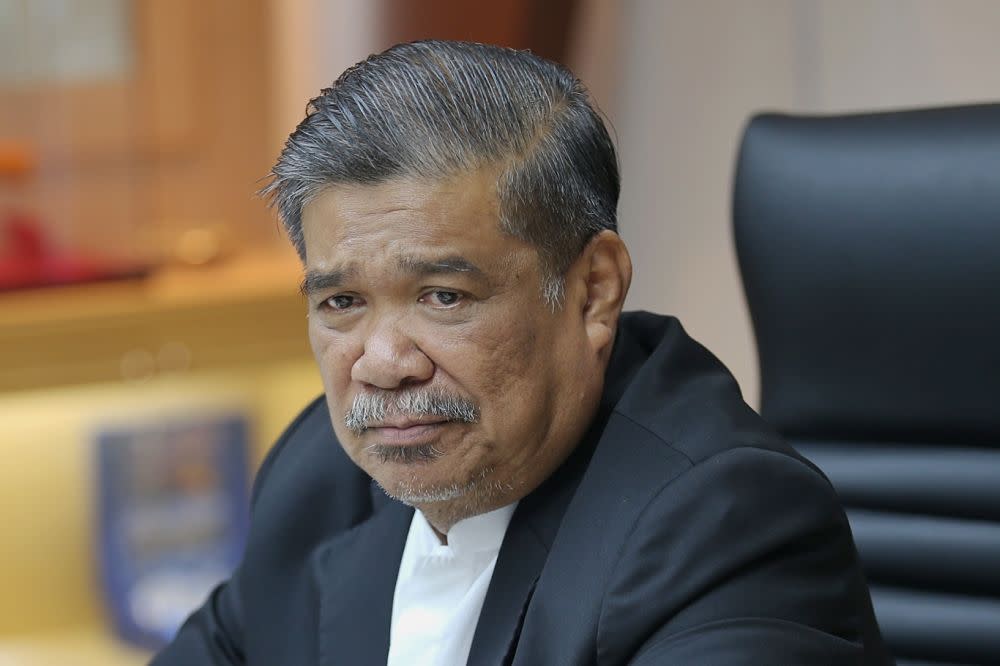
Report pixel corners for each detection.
[415,490,511,536]
[428,520,448,544]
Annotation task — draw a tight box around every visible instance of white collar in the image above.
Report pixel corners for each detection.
[410,502,518,559]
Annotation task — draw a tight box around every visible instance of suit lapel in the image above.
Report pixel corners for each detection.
[465,505,548,666]
[314,487,413,666]
[467,324,645,665]
[468,407,612,665]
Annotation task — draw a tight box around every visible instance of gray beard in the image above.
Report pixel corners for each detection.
[374,464,509,506]
[364,442,443,464]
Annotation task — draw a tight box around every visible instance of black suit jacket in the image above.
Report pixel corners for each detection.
[154,312,891,665]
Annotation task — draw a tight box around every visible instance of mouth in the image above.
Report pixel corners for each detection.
[365,419,449,446]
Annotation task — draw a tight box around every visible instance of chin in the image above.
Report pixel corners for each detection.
[374,460,501,508]
[380,480,470,506]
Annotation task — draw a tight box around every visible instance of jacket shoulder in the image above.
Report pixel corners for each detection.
[596,446,878,662]
[251,395,327,506]
[247,395,374,550]
[612,312,813,470]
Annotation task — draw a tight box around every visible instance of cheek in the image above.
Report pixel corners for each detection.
[310,327,367,454]
[454,319,551,421]
[474,315,590,427]
[308,324,358,398]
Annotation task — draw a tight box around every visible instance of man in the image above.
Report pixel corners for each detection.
[154,41,890,664]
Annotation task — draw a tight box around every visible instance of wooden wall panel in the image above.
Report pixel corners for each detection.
[0,0,278,263]
[382,0,580,64]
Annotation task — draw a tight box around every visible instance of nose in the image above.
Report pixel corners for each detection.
[351,316,434,389]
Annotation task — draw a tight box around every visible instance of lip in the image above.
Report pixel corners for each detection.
[366,421,448,446]
[371,416,448,429]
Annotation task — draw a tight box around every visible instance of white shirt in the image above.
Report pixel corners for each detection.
[387,503,517,666]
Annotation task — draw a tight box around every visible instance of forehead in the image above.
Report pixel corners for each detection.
[302,170,539,288]
[301,171,497,248]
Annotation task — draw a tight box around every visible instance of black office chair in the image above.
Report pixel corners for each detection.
[733,104,1000,666]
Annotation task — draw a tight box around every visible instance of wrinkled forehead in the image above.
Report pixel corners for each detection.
[300,171,500,243]
[298,172,537,286]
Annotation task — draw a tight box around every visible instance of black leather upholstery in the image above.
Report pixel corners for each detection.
[733,104,1000,665]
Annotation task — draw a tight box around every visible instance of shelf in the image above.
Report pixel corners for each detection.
[0,247,313,393]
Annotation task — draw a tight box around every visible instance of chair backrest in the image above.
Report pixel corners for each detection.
[733,104,1000,666]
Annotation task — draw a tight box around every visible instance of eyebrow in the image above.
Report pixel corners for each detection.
[299,256,486,296]
[299,267,354,296]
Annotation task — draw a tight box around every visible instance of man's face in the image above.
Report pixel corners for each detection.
[300,170,601,523]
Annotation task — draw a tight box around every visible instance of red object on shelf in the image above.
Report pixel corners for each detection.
[0,141,148,290]
[0,213,148,291]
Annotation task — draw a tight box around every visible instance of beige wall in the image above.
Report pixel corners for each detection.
[603,0,1000,406]
[269,0,382,150]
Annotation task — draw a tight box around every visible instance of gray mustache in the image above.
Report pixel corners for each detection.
[344,388,479,435]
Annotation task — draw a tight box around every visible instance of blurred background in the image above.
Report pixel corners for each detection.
[1,1,998,663]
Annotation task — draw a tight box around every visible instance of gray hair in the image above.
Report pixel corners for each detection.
[261,40,620,306]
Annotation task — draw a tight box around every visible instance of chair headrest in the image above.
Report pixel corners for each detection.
[733,104,1000,444]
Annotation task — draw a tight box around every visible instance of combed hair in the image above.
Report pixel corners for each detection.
[261,40,620,305]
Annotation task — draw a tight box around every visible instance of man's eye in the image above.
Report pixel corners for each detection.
[326,294,357,310]
[424,290,461,307]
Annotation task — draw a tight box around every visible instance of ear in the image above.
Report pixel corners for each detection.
[568,230,632,358]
